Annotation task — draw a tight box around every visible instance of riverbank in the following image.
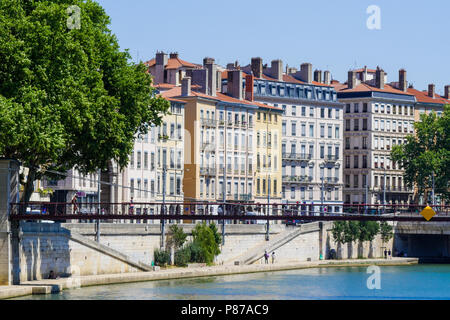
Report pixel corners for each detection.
[0,257,418,299]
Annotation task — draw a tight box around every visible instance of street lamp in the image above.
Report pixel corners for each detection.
[319,163,325,216]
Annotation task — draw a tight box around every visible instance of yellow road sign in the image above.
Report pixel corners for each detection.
[420,206,436,221]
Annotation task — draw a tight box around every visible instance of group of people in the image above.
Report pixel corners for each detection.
[264,250,275,264]
[384,248,392,259]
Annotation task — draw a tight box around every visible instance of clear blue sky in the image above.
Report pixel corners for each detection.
[96,0,449,94]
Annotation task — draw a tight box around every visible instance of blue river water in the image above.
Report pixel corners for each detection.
[13,264,450,300]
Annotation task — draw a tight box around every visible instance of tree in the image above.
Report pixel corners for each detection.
[191,222,221,265]
[379,221,393,245]
[357,221,380,258]
[391,105,450,203]
[331,221,346,259]
[166,224,187,250]
[0,0,169,202]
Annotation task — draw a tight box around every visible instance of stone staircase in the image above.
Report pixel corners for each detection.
[230,222,322,265]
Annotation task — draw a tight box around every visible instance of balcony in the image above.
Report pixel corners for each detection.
[201,118,217,127]
[200,167,216,176]
[322,177,339,184]
[282,153,312,161]
[233,193,253,201]
[282,175,312,183]
[324,155,339,163]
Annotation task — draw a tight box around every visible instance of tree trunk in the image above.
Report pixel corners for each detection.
[20,167,36,212]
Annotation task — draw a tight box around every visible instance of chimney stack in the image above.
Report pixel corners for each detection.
[270,59,283,81]
[314,70,322,83]
[203,57,217,96]
[181,77,191,96]
[245,74,254,101]
[323,71,331,85]
[299,63,312,83]
[399,69,407,92]
[191,69,209,95]
[216,70,222,93]
[375,66,385,89]
[169,52,179,59]
[445,85,450,99]
[251,57,263,78]
[428,84,435,98]
[348,71,356,89]
[154,51,168,85]
[227,70,243,100]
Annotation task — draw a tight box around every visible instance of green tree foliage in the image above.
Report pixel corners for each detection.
[379,221,394,244]
[391,105,450,203]
[357,221,380,243]
[0,0,169,202]
[166,224,187,250]
[191,222,221,265]
[343,221,360,244]
[331,221,346,245]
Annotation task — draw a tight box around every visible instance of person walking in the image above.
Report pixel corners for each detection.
[384,249,387,259]
[71,193,78,215]
[264,250,269,264]
[388,249,392,260]
[271,252,275,264]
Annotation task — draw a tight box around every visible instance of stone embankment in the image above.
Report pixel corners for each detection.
[0,257,418,299]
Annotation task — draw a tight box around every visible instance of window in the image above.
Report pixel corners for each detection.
[346,104,351,113]
[363,119,368,130]
[320,108,325,118]
[328,108,332,118]
[291,122,296,136]
[309,124,314,137]
[130,151,134,168]
[353,119,359,131]
[328,125,332,138]
[346,119,350,131]
[301,106,306,116]
[345,137,350,149]
[137,151,141,169]
[363,103,368,112]
[292,106,296,116]
[335,126,340,139]
[354,155,359,168]
[144,152,148,169]
[320,146,325,159]
[354,103,359,113]
[362,137,368,149]
[301,123,306,136]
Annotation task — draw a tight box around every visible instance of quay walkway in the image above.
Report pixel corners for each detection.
[0,257,418,299]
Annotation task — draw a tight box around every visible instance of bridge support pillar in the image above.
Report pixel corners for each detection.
[0,159,20,285]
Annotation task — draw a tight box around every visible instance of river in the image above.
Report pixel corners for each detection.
[12,264,450,300]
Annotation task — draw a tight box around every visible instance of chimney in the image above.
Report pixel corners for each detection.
[191,69,209,94]
[245,74,254,101]
[299,63,312,83]
[203,57,217,96]
[156,51,168,66]
[216,70,222,93]
[287,67,298,75]
[227,70,243,100]
[154,51,168,85]
[428,84,435,98]
[399,69,407,92]
[314,70,322,83]
[348,71,356,89]
[445,85,450,99]
[323,71,331,85]
[251,57,263,78]
[181,77,191,96]
[375,67,385,89]
[362,66,368,82]
[169,52,179,59]
[270,59,283,81]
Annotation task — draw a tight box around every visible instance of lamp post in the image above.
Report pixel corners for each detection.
[266,173,270,241]
[161,165,166,250]
[320,163,324,216]
[96,168,101,242]
[383,167,386,214]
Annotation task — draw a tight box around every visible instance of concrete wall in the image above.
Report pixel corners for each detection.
[15,221,396,282]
